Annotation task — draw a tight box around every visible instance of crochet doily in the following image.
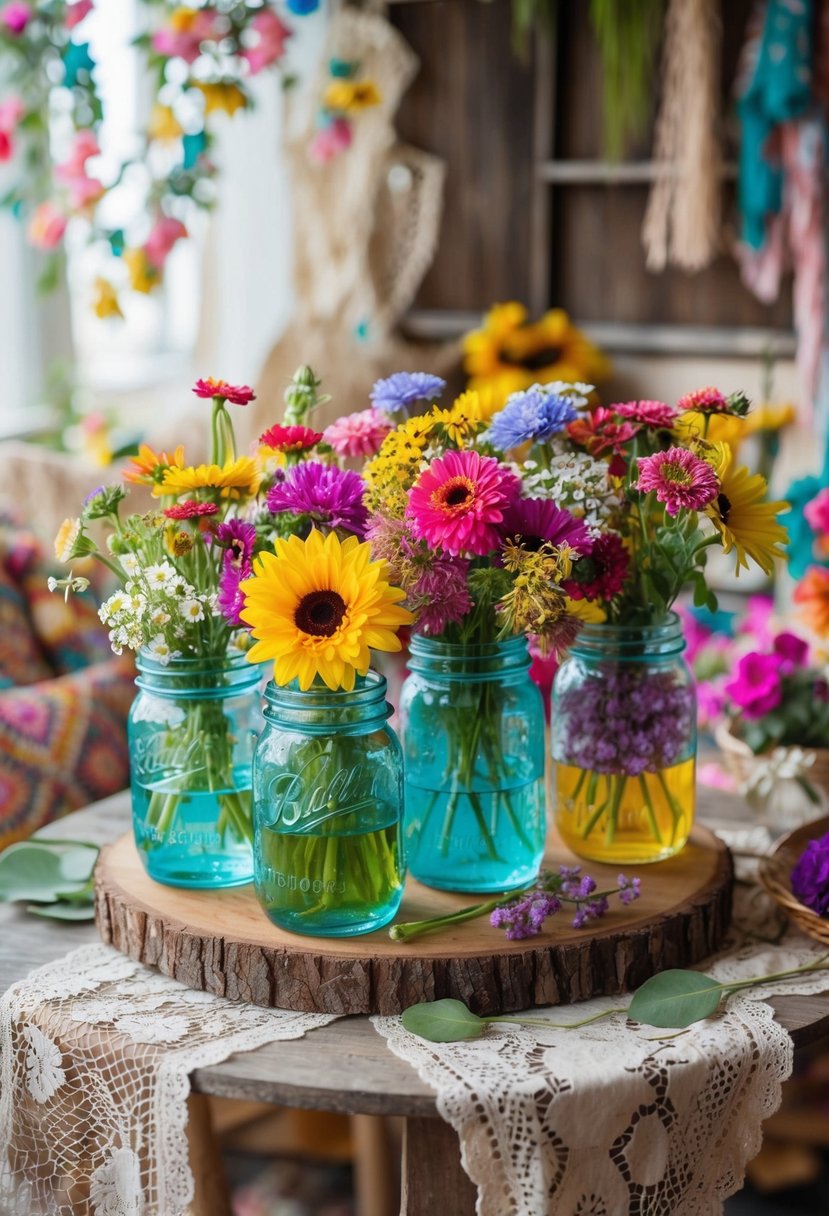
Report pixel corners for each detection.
[374,879,829,1216]
[0,943,336,1215]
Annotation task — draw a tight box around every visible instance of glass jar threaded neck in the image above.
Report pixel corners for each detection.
[569,613,686,662]
[135,649,262,699]
[406,634,531,682]
[263,670,392,734]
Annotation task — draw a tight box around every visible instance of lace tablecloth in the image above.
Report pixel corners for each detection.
[0,944,336,1215]
[374,878,829,1216]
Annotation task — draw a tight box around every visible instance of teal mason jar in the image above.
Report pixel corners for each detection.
[253,671,405,937]
[400,635,546,893]
[128,651,260,888]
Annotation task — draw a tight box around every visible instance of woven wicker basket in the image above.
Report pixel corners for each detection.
[758,815,829,946]
[716,722,829,801]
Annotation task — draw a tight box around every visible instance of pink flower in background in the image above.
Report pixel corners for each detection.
[324,408,392,458]
[635,447,719,516]
[773,630,809,672]
[411,559,472,635]
[1,1,31,35]
[0,96,23,131]
[737,595,776,649]
[696,679,725,729]
[308,117,352,164]
[697,762,736,792]
[805,487,829,555]
[241,8,290,75]
[0,131,11,162]
[144,216,187,269]
[724,651,782,719]
[615,400,678,428]
[192,378,255,406]
[151,10,218,62]
[675,386,729,414]
[66,174,104,211]
[65,0,93,28]
[528,638,559,722]
[27,201,67,250]
[55,129,99,179]
[676,604,712,665]
[408,449,519,557]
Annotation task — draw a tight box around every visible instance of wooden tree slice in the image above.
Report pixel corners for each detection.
[95,827,733,1016]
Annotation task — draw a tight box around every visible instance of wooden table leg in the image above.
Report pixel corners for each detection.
[400,1116,477,1216]
[351,1114,400,1216]
[187,1093,233,1216]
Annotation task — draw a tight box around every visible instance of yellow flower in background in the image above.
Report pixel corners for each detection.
[194,82,247,116]
[705,465,789,576]
[692,438,732,479]
[92,277,123,320]
[463,303,609,412]
[123,248,158,294]
[565,596,606,624]
[148,104,183,143]
[323,79,382,113]
[742,400,796,436]
[674,410,745,451]
[240,529,413,691]
[363,416,433,513]
[155,456,260,500]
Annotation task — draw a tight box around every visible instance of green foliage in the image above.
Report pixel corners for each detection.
[0,839,98,920]
[589,0,665,159]
[627,969,722,1028]
[401,999,486,1042]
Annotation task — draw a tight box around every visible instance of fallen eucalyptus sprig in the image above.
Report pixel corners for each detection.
[389,866,641,943]
[0,838,99,921]
[401,953,829,1042]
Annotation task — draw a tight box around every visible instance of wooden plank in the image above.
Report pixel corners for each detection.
[536,160,738,185]
[401,1117,477,1216]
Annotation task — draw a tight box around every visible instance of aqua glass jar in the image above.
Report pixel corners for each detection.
[253,671,405,937]
[400,635,546,893]
[128,651,260,888]
[552,615,696,865]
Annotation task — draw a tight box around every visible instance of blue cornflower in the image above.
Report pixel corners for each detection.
[485,385,579,450]
[370,372,446,414]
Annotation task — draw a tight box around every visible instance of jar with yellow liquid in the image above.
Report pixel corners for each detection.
[552,615,696,864]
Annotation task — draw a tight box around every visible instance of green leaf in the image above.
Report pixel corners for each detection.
[0,842,96,904]
[628,970,722,1028]
[401,999,486,1043]
[27,903,96,921]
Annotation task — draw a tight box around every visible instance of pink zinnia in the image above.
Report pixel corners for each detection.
[65,0,93,29]
[635,447,719,516]
[162,500,219,520]
[145,216,187,269]
[241,8,290,75]
[676,386,728,414]
[805,487,829,540]
[193,377,255,406]
[615,400,677,428]
[259,423,323,452]
[1,2,31,34]
[407,449,519,556]
[564,533,629,602]
[324,408,392,458]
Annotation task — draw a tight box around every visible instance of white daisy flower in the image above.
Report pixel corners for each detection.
[147,635,178,665]
[101,591,129,620]
[120,554,140,577]
[150,607,171,628]
[180,599,205,623]
[145,562,177,588]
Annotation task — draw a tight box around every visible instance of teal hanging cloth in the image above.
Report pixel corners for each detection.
[738,0,814,250]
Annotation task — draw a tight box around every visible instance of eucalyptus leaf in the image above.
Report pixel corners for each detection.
[26,903,96,921]
[0,843,96,904]
[628,970,722,1029]
[401,999,486,1043]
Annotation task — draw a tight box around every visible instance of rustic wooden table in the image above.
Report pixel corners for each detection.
[3,790,829,1216]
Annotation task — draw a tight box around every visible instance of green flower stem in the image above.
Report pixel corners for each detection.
[638,774,663,845]
[485,1007,628,1031]
[654,767,684,846]
[580,776,611,840]
[605,775,626,845]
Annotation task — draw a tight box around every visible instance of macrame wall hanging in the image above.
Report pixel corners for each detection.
[248,6,455,440]
[641,0,723,272]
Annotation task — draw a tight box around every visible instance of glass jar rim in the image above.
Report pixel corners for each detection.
[408,634,529,658]
[568,612,686,659]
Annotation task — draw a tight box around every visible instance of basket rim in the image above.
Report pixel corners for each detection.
[757,814,829,942]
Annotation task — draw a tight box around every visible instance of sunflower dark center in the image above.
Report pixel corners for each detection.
[717,493,731,524]
[501,344,562,371]
[295,590,347,637]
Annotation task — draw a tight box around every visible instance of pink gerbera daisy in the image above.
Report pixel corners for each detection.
[635,447,719,516]
[407,450,519,556]
[162,500,219,520]
[675,386,750,416]
[324,408,392,458]
[615,400,677,428]
[259,423,323,453]
[193,377,256,406]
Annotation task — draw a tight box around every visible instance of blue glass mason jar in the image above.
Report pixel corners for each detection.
[128,651,260,888]
[400,635,546,893]
[552,615,696,865]
[252,671,405,937]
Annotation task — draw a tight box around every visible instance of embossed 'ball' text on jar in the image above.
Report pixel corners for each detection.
[552,615,697,865]
[252,671,405,937]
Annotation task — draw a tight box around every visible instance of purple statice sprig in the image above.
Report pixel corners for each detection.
[388,867,641,943]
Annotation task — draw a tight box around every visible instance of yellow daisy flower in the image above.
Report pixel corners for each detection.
[154,456,260,500]
[323,79,382,113]
[240,530,413,691]
[705,465,789,575]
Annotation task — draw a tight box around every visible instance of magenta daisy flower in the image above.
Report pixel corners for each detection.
[500,498,592,555]
[615,400,677,428]
[564,533,629,602]
[259,423,323,452]
[193,377,256,406]
[635,447,719,516]
[216,519,257,627]
[163,500,219,520]
[407,450,519,556]
[324,408,392,458]
[267,462,368,536]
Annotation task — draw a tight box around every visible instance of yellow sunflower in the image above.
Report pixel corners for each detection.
[463,302,609,411]
[240,530,413,691]
[154,456,260,500]
[705,465,789,575]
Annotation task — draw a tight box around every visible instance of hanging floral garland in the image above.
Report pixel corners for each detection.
[0,0,318,308]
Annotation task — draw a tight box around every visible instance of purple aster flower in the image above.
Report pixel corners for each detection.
[485,385,579,450]
[411,559,473,635]
[791,831,829,916]
[370,372,446,414]
[215,519,257,627]
[617,875,642,906]
[500,497,592,555]
[216,518,256,563]
[267,462,368,536]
